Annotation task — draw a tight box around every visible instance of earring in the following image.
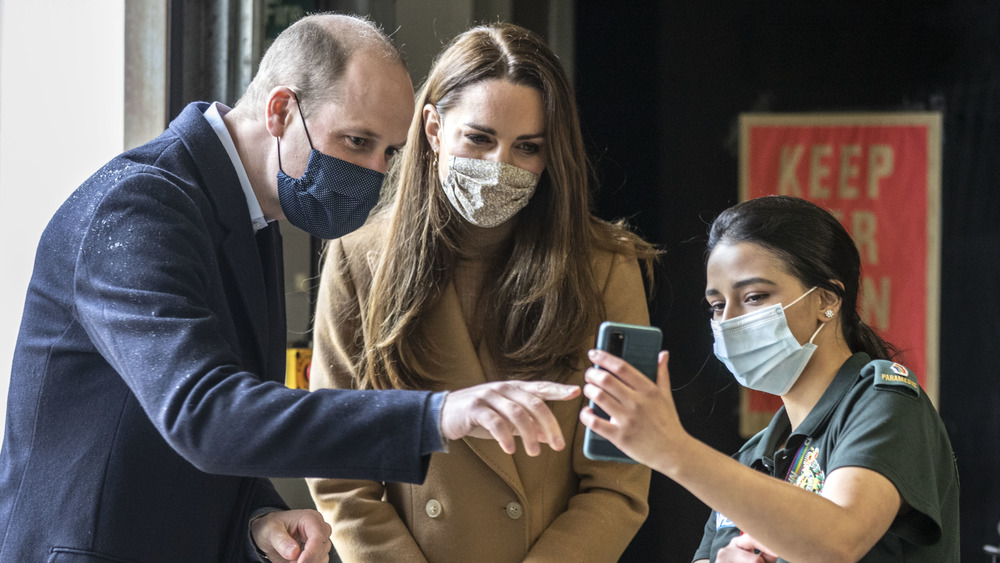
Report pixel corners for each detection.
[431,152,439,170]
[824,310,835,319]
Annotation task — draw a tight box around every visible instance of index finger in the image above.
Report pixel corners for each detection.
[507,381,576,449]
[588,349,659,391]
[294,513,332,563]
[298,537,330,563]
[731,533,776,559]
[511,381,580,401]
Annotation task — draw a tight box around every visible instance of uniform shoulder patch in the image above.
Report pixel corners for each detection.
[864,359,920,398]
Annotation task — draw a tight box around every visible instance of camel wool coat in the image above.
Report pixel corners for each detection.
[308,220,652,563]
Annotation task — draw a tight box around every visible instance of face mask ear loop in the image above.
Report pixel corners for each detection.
[808,321,826,344]
[783,286,818,311]
[277,91,311,177]
[276,136,284,173]
[289,91,315,149]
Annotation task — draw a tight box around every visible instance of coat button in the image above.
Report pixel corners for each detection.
[425,499,442,518]
[505,501,523,520]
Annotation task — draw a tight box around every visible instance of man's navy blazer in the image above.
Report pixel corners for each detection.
[0,103,435,561]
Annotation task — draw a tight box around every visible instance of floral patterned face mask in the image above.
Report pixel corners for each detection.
[440,156,540,228]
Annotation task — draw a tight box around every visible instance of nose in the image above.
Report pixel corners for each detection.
[720,304,740,322]
[486,145,512,165]
[363,152,390,175]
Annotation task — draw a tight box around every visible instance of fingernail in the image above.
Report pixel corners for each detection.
[588,349,599,360]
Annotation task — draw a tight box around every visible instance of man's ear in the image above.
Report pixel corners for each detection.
[265,87,298,138]
[423,103,441,152]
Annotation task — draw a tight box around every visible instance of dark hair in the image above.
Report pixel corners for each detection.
[707,195,897,360]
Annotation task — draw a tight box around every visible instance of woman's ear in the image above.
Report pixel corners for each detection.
[423,103,441,152]
[818,280,846,320]
[265,87,298,138]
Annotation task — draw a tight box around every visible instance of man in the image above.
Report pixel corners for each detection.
[0,14,577,562]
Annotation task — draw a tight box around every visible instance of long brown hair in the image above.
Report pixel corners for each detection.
[357,23,658,390]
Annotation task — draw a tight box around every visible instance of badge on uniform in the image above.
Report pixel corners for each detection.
[716,512,736,530]
[788,445,826,494]
[868,359,920,398]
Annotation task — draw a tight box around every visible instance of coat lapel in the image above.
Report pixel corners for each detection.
[216,215,275,382]
[421,281,526,499]
[253,223,287,380]
[172,103,274,379]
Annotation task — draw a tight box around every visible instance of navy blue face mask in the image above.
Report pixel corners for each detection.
[276,95,385,239]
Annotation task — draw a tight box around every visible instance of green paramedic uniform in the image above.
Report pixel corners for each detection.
[693,352,959,562]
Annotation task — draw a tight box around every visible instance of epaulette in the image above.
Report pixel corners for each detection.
[863,359,920,399]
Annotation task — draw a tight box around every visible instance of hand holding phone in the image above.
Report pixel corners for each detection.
[583,321,662,463]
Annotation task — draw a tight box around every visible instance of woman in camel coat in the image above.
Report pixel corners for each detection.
[308,23,659,562]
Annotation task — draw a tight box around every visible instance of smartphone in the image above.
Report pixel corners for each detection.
[583,321,663,463]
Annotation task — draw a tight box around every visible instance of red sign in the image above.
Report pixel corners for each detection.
[738,113,941,436]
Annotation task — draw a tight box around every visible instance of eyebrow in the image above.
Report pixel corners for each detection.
[705,277,777,297]
[334,127,407,148]
[328,126,380,143]
[348,127,380,139]
[464,122,546,140]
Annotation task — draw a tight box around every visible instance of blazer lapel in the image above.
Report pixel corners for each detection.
[422,281,526,499]
[219,217,272,378]
[173,103,274,378]
[255,223,286,380]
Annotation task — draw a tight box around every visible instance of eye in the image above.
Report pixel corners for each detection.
[465,133,491,145]
[519,142,541,155]
[745,293,769,305]
[385,146,401,158]
[707,300,725,316]
[347,136,368,148]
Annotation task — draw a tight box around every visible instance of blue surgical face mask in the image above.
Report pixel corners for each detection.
[276,95,384,239]
[710,286,825,395]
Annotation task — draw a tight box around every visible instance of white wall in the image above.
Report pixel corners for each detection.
[0,1,125,445]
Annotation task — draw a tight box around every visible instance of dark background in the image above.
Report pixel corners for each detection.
[166,0,999,559]
[574,1,1000,561]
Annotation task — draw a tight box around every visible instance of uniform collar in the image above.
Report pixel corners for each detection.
[750,352,872,464]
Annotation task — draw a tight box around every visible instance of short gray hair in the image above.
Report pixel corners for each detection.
[234,13,403,119]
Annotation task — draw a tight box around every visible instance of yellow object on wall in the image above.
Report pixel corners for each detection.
[285,348,312,390]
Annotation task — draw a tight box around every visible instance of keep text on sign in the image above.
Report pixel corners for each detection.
[738,113,941,435]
